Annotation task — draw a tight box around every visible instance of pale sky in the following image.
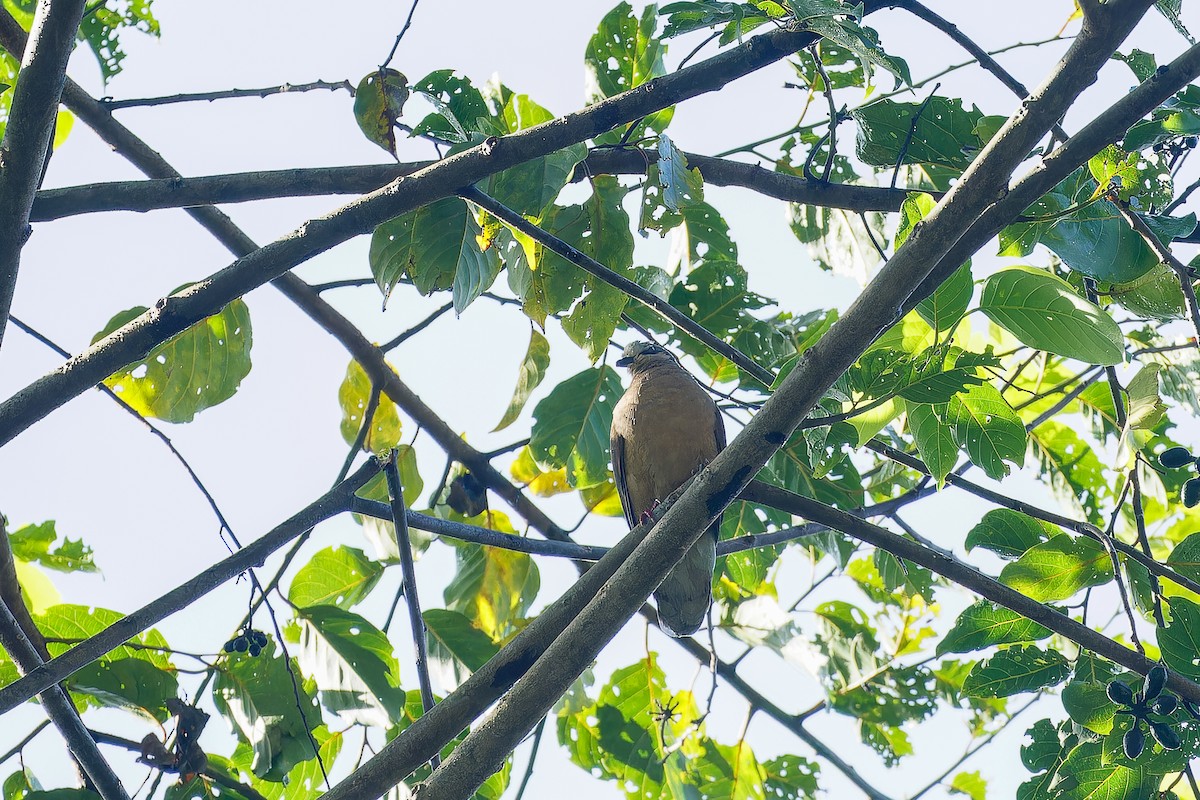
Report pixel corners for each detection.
[1,2,1198,798]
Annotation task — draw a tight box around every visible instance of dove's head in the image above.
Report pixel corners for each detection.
[616,341,679,374]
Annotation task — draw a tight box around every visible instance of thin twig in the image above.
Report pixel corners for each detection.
[98,80,355,110]
[1110,196,1200,345]
[381,0,422,68]
[512,716,547,800]
[462,186,774,386]
[384,450,440,769]
[382,301,454,351]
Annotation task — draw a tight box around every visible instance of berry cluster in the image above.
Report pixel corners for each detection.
[223,628,268,657]
[1158,446,1200,507]
[1107,665,1181,758]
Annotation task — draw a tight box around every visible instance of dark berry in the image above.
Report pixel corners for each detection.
[1184,477,1200,508]
[1144,665,1168,700]
[1124,725,1145,759]
[248,644,261,657]
[1152,694,1178,715]
[1107,680,1135,706]
[235,638,249,652]
[1149,720,1181,750]
[1159,446,1194,468]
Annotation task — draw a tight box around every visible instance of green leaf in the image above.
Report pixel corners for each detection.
[562,281,629,363]
[1061,680,1118,734]
[493,329,551,431]
[1166,533,1200,584]
[937,601,1052,655]
[370,197,500,313]
[691,738,767,800]
[337,358,402,454]
[964,509,1053,560]
[949,771,986,800]
[288,605,404,728]
[1161,596,1200,680]
[980,266,1124,365]
[424,608,500,682]
[94,295,252,423]
[530,366,623,488]
[1113,48,1158,82]
[999,169,1174,283]
[946,380,1026,480]
[480,91,586,218]
[410,70,499,142]
[853,98,984,170]
[35,605,172,669]
[1000,534,1113,602]
[70,658,178,723]
[907,403,957,487]
[917,264,973,332]
[352,446,425,562]
[213,642,322,781]
[444,539,539,640]
[763,754,819,800]
[287,546,383,610]
[585,2,673,144]
[353,69,408,156]
[7,521,96,573]
[1027,421,1109,520]
[961,645,1070,698]
[1056,742,1151,800]
[640,135,705,233]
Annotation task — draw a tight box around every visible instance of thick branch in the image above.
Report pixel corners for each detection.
[0,0,88,350]
[749,483,1200,702]
[0,11,847,444]
[0,460,379,713]
[462,185,775,385]
[0,600,128,798]
[0,7,577,550]
[413,6,1160,796]
[906,38,1200,316]
[28,151,915,222]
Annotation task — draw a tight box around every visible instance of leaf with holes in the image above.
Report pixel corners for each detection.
[94,295,252,423]
[353,68,408,156]
[937,602,1052,655]
[286,605,404,728]
[213,641,322,781]
[962,645,1070,698]
[945,381,1026,480]
[530,366,623,488]
[370,196,500,313]
[288,546,383,610]
[981,266,1124,365]
[338,358,402,453]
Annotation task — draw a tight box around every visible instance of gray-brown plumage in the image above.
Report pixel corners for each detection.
[610,341,726,637]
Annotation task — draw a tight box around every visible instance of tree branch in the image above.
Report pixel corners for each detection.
[0,4,847,448]
[896,0,1070,141]
[404,6,1165,795]
[0,599,128,798]
[462,185,775,385]
[0,459,379,713]
[0,0,88,350]
[383,451,439,769]
[28,150,917,222]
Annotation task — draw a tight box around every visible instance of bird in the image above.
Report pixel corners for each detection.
[610,340,726,637]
